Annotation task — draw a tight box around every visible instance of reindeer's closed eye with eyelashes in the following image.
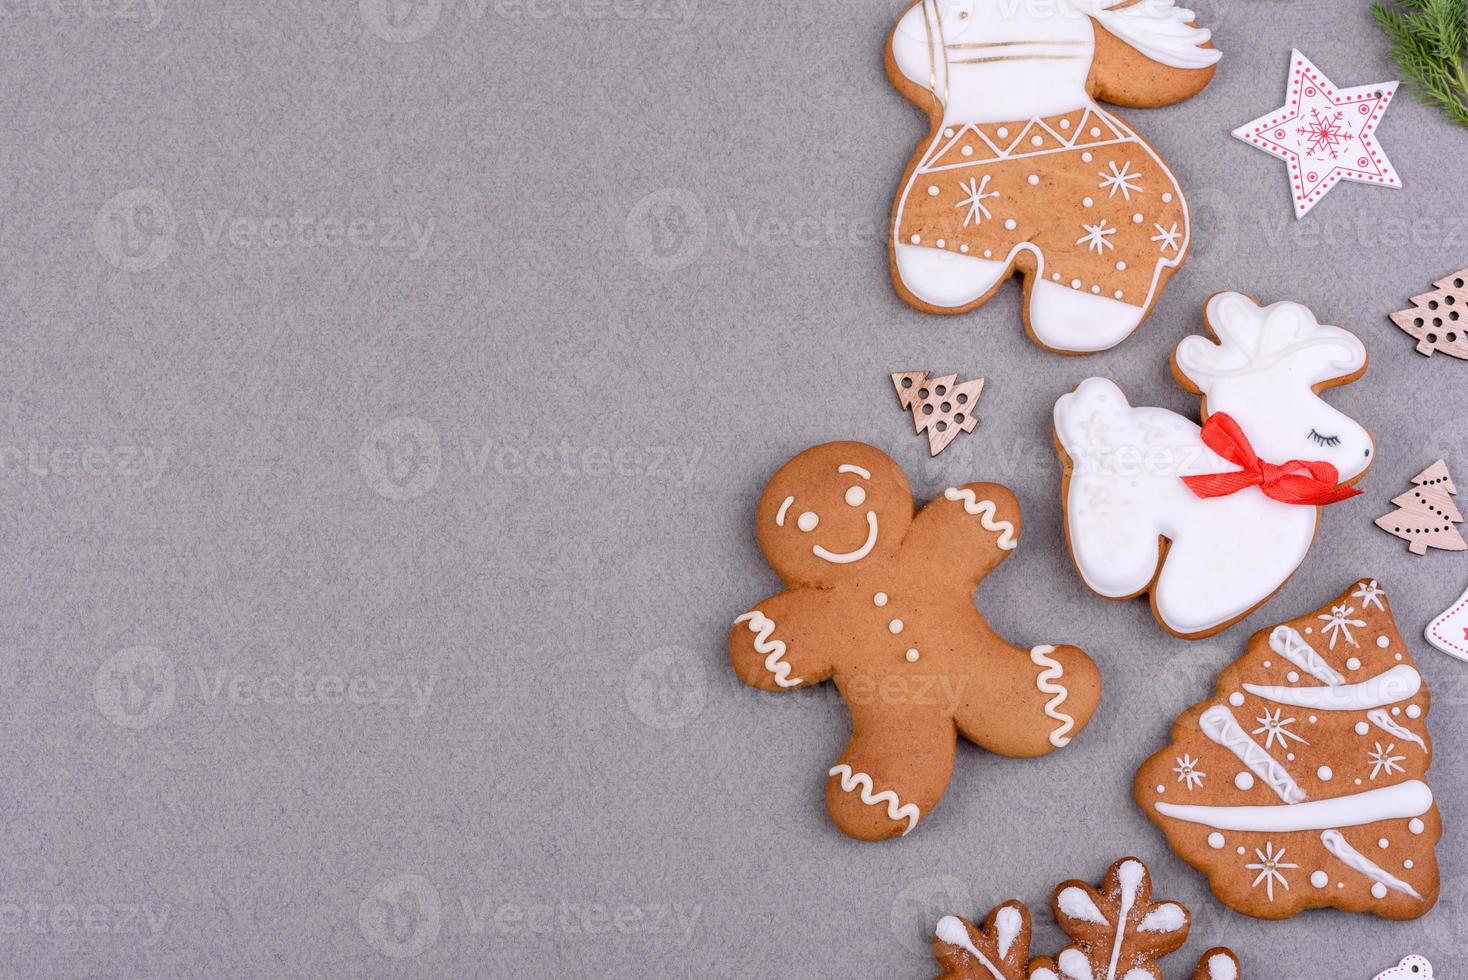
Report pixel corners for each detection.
[1054,292,1373,639]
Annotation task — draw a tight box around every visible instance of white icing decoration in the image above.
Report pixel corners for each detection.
[1030,645,1075,747]
[1368,708,1427,751]
[797,511,819,532]
[838,463,871,479]
[1406,704,1421,719]
[1228,693,1244,707]
[1207,832,1225,848]
[1372,883,1388,898]
[1137,903,1184,932]
[1030,970,1061,980]
[1056,886,1108,926]
[1310,870,1329,888]
[1346,657,1362,671]
[828,764,920,835]
[994,905,1022,960]
[1269,626,1344,685]
[874,592,888,607]
[1317,766,1333,781]
[1053,295,1369,634]
[1318,604,1366,649]
[1242,665,1421,711]
[1206,952,1238,980]
[775,496,794,527]
[1198,705,1305,804]
[1155,780,1433,832]
[734,611,802,687]
[1409,818,1425,834]
[935,916,1006,980]
[1234,772,1254,791]
[811,511,877,564]
[1058,949,1094,980]
[1320,829,1422,899]
[944,487,1018,549]
[906,649,920,663]
[889,619,904,635]
[845,485,867,507]
[1354,722,1370,736]
[1377,636,1390,649]
[1353,579,1386,611]
[1105,861,1144,980]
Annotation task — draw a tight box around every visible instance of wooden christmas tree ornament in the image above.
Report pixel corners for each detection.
[1374,459,1467,555]
[891,371,984,456]
[1389,268,1468,359]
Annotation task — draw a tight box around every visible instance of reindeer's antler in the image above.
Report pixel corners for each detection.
[1175,292,1366,391]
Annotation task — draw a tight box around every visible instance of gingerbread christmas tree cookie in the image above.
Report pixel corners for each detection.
[1135,581,1441,920]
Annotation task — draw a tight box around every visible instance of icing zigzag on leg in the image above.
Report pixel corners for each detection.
[827,764,920,835]
[1029,645,1075,747]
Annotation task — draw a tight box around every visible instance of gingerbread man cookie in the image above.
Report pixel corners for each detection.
[729,441,1101,841]
[887,0,1219,353]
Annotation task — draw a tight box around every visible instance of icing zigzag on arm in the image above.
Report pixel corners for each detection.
[943,487,1018,550]
[734,611,802,688]
[1030,645,1076,747]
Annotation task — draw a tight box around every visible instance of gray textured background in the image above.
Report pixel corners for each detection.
[1,0,1465,976]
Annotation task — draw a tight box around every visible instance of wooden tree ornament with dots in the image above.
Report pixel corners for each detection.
[1135,580,1441,920]
[892,371,985,456]
[1390,268,1468,359]
[1374,460,1467,555]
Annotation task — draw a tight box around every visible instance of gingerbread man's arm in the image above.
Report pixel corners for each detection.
[1087,12,1218,108]
[728,588,836,692]
[902,483,1022,589]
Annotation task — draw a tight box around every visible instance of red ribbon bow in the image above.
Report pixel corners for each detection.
[1181,412,1362,506]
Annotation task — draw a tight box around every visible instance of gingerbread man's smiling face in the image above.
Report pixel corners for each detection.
[756,442,914,587]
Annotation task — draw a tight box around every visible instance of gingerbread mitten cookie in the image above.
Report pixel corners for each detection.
[1055,292,1372,638]
[729,441,1101,841]
[1135,581,1442,920]
[887,0,1220,353]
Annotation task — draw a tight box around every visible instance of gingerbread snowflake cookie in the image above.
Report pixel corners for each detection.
[1054,292,1372,638]
[1135,581,1441,920]
[729,441,1102,841]
[886,0,1219,353]
[932,858,1242,980]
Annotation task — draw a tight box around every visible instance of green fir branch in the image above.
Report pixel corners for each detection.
[1373,0,1468,126]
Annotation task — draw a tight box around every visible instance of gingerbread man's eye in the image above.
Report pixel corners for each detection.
[845,486,867,507]
[797,512,819,532]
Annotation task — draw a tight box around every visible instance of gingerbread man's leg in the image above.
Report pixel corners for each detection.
[952,641,1102,758]
[825,705,955,841]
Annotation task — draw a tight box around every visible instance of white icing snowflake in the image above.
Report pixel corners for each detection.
[1150,222,1182,253]
[1318,604,1366,648]
[1253,708,1308,751]
[1173,754,1206,791]
[1245,842,1298,901]
[1076,219,1117,255]
[1098,160,1144,200]
[955,175,999,227]
[1352,580,1385,612]
[1368,742,1406,780]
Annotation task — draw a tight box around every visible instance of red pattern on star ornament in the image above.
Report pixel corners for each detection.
[1232,50,1399,219]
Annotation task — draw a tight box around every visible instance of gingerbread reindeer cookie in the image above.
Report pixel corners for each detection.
[1055,292,1373,638]
[887,0,1220,353]
[729,441,1101,841]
